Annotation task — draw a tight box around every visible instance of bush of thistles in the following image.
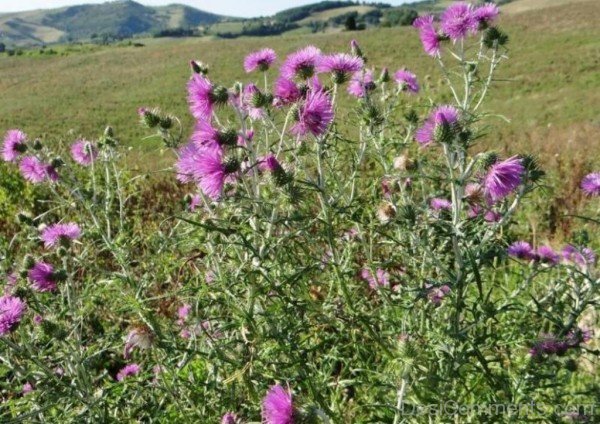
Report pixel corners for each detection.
[1,2,599,422]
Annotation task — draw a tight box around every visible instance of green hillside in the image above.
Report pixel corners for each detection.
[0,0,224,46]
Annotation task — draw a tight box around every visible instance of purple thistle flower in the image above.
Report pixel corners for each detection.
[221,412,239,424]
[415,105,460,146]
[580,172,600,196]
[22,382,34,395]
[0,295,26,336]
[28,262,58,292]
[244,48,277,73]
[413,15,442,57]
[262,384,294,424]
[508,241,535,260]
[175,143,207,184]
[360,268,390,290]
[290,89,334,138]
[280,45,322,80]
[430,198,452,211]
[274,77,302,105]
[187,74,227,120]
[194,148,237,200]
[2,129,27,162]
[562,245,596,267]
[40,223,81,248]
[426,284,451,306]
[258,154,282,173]
[483,156,524,203]
[565,328,593,347]
[19,156,58,184]
[116,363,141,381]
[536,245,560,265]
[483,209,501,222]
[473,3,500,27]
[440,2,477,41]
[394,69,419,94]
[317,53,364,83]
[70,139,98,166]
[347,69,375,98]
[242,83,266,119]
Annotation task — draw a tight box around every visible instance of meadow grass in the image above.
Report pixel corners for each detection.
[0,1,597,167]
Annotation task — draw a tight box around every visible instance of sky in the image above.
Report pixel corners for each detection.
[0,0,412,18]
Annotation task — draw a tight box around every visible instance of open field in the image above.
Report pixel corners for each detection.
[0,0,598,170]
[296,5,378,24]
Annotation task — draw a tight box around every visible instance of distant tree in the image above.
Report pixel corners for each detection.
[345,15,357,31]
[0,42,5,53]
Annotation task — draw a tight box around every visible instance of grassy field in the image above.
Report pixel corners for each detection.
[0,0,597,170]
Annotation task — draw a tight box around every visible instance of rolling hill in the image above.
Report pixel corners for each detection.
[0,0,224,46]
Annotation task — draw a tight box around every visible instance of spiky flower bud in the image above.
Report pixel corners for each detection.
[211,85,230,106]
[190,60,209,75]
[483,27,508,49]
[50,157,64,169]
[142,110,161,128]
[223,157,240,174]
[104,126,114,138]
[32,139,43,150]
[22,255,36,270]
[52,269,68,282]
[434,122,454,144]
[521,154,545,183]
[16,211,34,226]
[378,67,390,84]
[159,115,173,130]
[480,152,499,170]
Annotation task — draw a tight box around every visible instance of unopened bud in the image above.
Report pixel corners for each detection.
[223,157,240,174]
[159,116,173,130]
[378,67,390,84]
[211,85,229,106]
[190,60,209,75]
[104,126,114,137]
[16,211,34,226]
[32,139,43,150]
[50,157,64,169]
[22,255,36,270]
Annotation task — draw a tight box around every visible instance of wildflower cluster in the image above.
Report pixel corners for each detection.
[0,2,598,422]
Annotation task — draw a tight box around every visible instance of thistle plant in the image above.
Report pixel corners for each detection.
[0,2,598,422]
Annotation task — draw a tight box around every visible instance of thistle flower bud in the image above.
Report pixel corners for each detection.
[350,39,365,60]
[104,126,114,137]
[211,85,230,106]
[231,81,243,96]
[521,154,545,183]
[480,152,499,170]
[32,139,43,150]
[142,109,160,128]
[223,157,240,174]
[52,269,68,282]
[361,104,383,127]
[16,211,34,226]
[22,255,36,270]
[57,246,68,257]
[404,109,419,125]
[218,128,238,147]
[41,320,67,339]
[483,27,508,49]
[378,67,390,84]
[50,157,64,169]
[377,202,396,224]
[190,60,209,75]
[433,122,454,144]
[159,116,173,130]
[397,204,416,224]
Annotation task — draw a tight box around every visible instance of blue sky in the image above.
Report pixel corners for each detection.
[1,0,413,17]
